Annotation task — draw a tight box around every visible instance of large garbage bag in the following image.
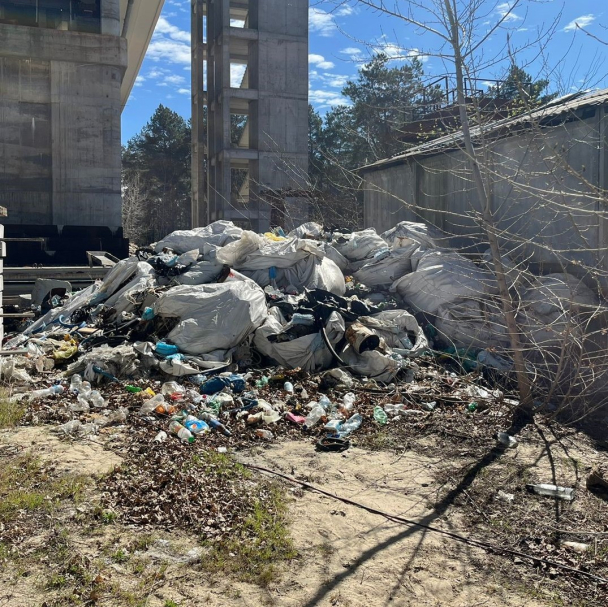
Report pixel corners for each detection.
[253,308,345,372]
[353,244,421,289]
[102,262,156,318]
[91,257,141,304]
[522,273,599,317]
[435,299,511,350]
[175,261,224,286]
[154,221,243,254]
[331,228,387,265]
[356,310,428,357]
[218,233,346,295]
[381,221,442,250]
[289,222,324,240]
[390,250,496,315]
[153,282,267,356]
[341,345,403,383]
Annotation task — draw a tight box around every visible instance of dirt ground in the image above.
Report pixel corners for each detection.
[3,420,604,607]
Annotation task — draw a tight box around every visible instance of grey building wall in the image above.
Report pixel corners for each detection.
[0,1,127,230]
[363,110,608,280]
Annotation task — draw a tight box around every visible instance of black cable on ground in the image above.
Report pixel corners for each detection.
[244,462,608,585]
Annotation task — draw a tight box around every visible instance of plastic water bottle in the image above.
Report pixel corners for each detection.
[496,432,518,448]
[198,412,232,436]
[526,484,574,501]
[70,374,83,393]
[339,413,362,437]
[304,404,325,429]
[183,415,210,434]
[284,382,294,394]
[342,393,356,412]
[31,385,64,399]
[80,381,92,397]
[255,429,274,440]
[89,391,105,408]
[153,431,168,443]
[168,420,195,444]
[373,406,388,425]
[384,403,405,415]
[318,395,332,411]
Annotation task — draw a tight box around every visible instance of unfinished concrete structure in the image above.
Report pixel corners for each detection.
[0,0,163,264]
[191,0,309,232]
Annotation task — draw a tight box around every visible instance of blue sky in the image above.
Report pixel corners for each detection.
[122,0,608,143]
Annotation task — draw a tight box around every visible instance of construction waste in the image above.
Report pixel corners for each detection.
[3,220,606,450]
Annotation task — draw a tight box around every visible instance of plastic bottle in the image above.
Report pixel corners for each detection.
[304,404,325,429]
[198,412,232,436]
[339,413,362,437]
[155,402,178,415]
[153,431,168,443]
[161,381,184,395]
[496,432,518,448]
[31,385,64,399]
[318,395,331,411]
[324,419,343,433]
[284,382,294,394]
[421,401,437,411]
[526,484,574,501]
[384,403,405,415]
[89,391,105,408]
[468,402,478,412]
[80,381,92,397]
[70,374,83,393]
[373,406,388,425]
[342,393,356,412]
[125,385,143,393]
[255,429,274,441]
[183,415,210,434]
[168,420,195,444]
[139,394,164,414]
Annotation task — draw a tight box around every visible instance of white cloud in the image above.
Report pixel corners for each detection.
[309,5,354,37]
[309,87,348,108]
[310,71,349,89]
[147,17,191,65]
[177,88,191,95]
[309,53,335,70]
[134,75,145,87]
[341,47,363,57]
[372,38,428,63]
[563,14,595,32]
[496,2,522,22]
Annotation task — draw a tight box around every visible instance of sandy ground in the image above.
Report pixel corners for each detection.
[1,427,599,606]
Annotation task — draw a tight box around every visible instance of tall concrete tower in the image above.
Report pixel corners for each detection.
[191,0,309,232]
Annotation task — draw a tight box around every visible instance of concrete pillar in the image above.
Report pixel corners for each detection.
[101,0,121,36]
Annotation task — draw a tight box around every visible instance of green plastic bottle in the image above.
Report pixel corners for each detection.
[373,406,388,425]
[468,402,478,412]
[126,385,143,393]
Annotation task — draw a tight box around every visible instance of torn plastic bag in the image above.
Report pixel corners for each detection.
[90,257,140,305]
[160,357,204,377]
[154,221,243,254]
[390,250,496,315]
[289,222,324,240]
[215,230,265,267]
[353,244,421,289]
[103,262,156,318]
[0,358,33,383]
[341,345,403,383]
[322,244,349,272]
[331,228,387,263]
[25,283,99,335]
[381,221,442,250]
[356,310,428,358]
[176,249,200,267]
[66,345,142,381]
[435,299,512,350]
[253,308,345,372]
[153,281,267,356]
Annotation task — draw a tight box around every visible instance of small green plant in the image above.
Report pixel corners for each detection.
[112,549,130,564]
[164,601,181,607]
[0,389,24,429]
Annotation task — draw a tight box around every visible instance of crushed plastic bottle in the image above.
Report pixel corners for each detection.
[100,407,129,426]
[161,381,185,395]
[384,403,405,415]
[183,415,210,434]
[324,419,343,433]
[496,432,518,448]
[139,394,165,414]
[198,411,232,436]
[342,393,356,412]
[468,402,478,412]
[318,395,332,410]
[88,390,105,408]
[255,429,274,441]
[421,401,437,411]
[526,483,574,501]
[70,374,83,393]
[304,404,325,429]
[284,381,294,394]
[373,406,388,425]
[169,420,195,444]
[153,431,168,443]
[339,413,362,437]
[31,385,64,399]
[125,385,143,394]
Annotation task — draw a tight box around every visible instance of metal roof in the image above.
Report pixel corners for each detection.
[360,88,608,173]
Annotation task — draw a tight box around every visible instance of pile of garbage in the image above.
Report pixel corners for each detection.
[4,218,607,447]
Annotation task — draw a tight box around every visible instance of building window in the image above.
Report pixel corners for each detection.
[0,1,101,34]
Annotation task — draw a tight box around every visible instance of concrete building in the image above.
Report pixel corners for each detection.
[0,0,163,264]
[360,90,608,287]
[191,0,309,232]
